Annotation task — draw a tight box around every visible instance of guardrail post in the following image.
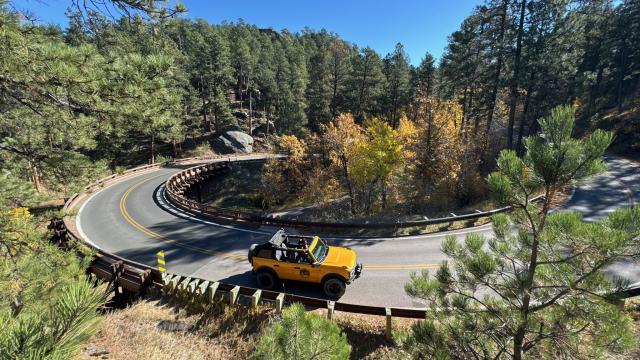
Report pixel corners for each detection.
[327,301,335,320]
[252,290,262,308]
[170,276,181,293]
[179,277,192,292]
[275,293,285,313]
[208,282,219,302]
[197,280,210,296]
[385,307,392,340]
[162,274,174,293]
[188,279,198,292]
[229,286,240,305]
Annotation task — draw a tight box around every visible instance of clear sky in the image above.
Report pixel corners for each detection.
[10,0,481,65]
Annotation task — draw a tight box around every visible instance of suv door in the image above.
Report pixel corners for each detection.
[290,252,322,283]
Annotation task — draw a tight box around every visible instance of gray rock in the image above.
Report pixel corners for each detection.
[85,345,109,357]
[218,123,242,133]
[252,120,276,136]
[232,110,249,120]
[157,320,193,332]
[212,130,254,154]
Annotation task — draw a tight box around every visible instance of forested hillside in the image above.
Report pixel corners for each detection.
[1,0,639,199]
[0,1,638,198]
[2,0,640,359]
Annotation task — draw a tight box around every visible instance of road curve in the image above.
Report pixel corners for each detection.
[77,154,640,307]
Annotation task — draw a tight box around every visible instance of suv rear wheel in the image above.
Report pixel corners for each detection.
[323,277,346,299]
[256,269,279,290]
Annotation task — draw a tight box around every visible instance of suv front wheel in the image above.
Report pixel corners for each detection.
[256,269,279,290]
[323,277,346,299]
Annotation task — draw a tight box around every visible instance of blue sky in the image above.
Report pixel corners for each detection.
[10,0,481,65]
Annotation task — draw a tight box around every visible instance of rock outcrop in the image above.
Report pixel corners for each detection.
[211,129,254,154]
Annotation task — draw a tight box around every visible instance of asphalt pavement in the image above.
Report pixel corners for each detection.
[77,155,640,307]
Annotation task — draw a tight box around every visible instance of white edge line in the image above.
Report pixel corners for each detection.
[158,184,270,236]
[76,185,109,251]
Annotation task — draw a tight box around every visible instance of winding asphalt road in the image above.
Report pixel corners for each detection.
[76,154,640,307]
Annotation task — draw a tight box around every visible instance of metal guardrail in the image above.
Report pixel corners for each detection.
[164,156,545,230]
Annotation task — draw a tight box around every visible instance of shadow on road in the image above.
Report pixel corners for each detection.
[217,270,334,301]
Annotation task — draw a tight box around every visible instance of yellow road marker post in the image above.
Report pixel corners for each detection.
[157,250,166,273]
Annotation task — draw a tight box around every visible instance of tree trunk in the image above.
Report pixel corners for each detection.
[516,81,532,155]
[331,68,339,119]
[616,46,627,113]
[249,90,253,136]
[513,326,526,360]
[485,0,509,136]
[586,65,604,119]
[31,164,43,193]
[238,65,244,111]
[381,178,387,210]
[357,59,369,119]
[342,157,356,215]
[507,0,527,149]
[150,133,155,164]
[461,87,469,136]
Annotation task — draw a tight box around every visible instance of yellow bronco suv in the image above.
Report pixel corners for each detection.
[248,230,362,299]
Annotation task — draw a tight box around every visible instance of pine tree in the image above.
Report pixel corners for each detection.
[405,105,638,359]
[347,47,386,121]
[252,303,351,360]
[382,43,411,128]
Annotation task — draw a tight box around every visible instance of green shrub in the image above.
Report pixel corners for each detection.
[252,303,351,360]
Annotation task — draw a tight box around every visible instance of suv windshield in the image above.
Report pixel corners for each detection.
[311,238,328,263]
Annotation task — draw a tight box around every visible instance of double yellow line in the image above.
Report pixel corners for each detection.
[119,176,442,271]
[119,176,245,261]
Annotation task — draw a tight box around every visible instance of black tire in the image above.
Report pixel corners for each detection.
[248,244,258,264]
[256,269,279,290]
[323,277,346,299]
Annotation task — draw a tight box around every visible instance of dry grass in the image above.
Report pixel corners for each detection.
[618,298,640,360]
[77,294,640,359]
[77,295,420,360]
[76,297,272,360]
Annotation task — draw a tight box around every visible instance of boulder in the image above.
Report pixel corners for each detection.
[232,110,249,120]
[85,345,109,357]
[252,119,276,136]
[218,123,242,133]
[212,130,254,154]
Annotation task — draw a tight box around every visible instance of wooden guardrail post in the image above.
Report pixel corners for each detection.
[197,280,210,298]
[208,282,219,302]
[229,286,240,305]
[187,279,200,303]
[327,301,335,320]
[170,275,181,293]
[252,290,262,308]
[275,293,285,313]
[385,307,392,340]
[162,274,174,293]
[179,277,192,292]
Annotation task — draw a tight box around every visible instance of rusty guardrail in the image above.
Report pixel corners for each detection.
[163,156,544,230]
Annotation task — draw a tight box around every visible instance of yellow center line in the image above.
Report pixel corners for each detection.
[119,175,246,261]
[118,175,443,271]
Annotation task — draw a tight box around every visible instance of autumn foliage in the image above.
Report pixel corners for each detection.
[261,98,486,218]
